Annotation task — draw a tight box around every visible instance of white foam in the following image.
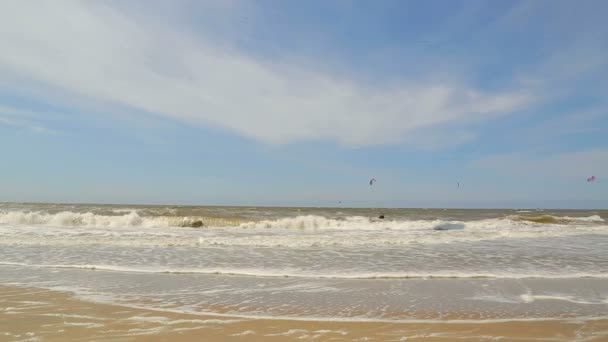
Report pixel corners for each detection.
[2,262,606,279]
[37,313,107,320]
[124,327,166,336]
[6,282,607,326]
[264,329,310,337]
[0,210,245,229]
[87,300,608,324]
[126,316,240,325]
[128,316,170,323]
[231,330,256,336]
[169,319,241,325]
[1,211,606,249]
[519,294,608,305]
[61,322,104,328]
[564,215,604,222]
[1,210,604,230]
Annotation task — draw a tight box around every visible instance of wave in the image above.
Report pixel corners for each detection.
[1,262,606,280]
[0,209,604,230]
[507,214,604,224]
[0,210,244,228]
[1,212,607,248]
[236,215,447,230]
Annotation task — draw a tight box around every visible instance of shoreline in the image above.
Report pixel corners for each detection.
[2,285,607,341]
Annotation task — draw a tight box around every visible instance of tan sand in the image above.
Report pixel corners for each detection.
[1,285,607,341]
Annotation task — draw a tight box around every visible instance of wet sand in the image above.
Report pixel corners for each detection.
[1,286,607,341]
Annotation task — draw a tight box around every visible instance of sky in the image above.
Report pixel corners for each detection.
[1,0,607,208]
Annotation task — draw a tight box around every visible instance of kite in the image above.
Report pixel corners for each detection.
[369,178,376,186]
[587,176,596,182]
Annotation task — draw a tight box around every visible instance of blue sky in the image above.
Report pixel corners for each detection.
[1,0,607,208]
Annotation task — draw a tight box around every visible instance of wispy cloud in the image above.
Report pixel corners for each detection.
[0,105,53,133]
[0,1,531,148]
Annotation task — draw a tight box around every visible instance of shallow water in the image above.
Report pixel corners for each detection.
[1,203,607,323]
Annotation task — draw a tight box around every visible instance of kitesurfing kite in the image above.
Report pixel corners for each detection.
[369,178,376,186]
[587,176,596,182]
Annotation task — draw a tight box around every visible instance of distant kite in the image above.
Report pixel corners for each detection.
[369,178,377,186]
[457,182,461,188]
[587,176,596,182]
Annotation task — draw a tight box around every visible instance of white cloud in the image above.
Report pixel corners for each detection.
[0,1,531,147]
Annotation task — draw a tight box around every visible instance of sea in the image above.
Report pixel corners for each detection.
[1,202,607,324]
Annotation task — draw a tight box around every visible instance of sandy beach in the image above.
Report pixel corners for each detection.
[2,285,607,341]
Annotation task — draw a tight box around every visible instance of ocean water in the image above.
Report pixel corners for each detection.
[1,203,607,322]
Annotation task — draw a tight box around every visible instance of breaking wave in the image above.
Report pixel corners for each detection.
[1,211,606,248]
[0,209,604,230]
[508,215,604,224]
[0,210,243,228]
